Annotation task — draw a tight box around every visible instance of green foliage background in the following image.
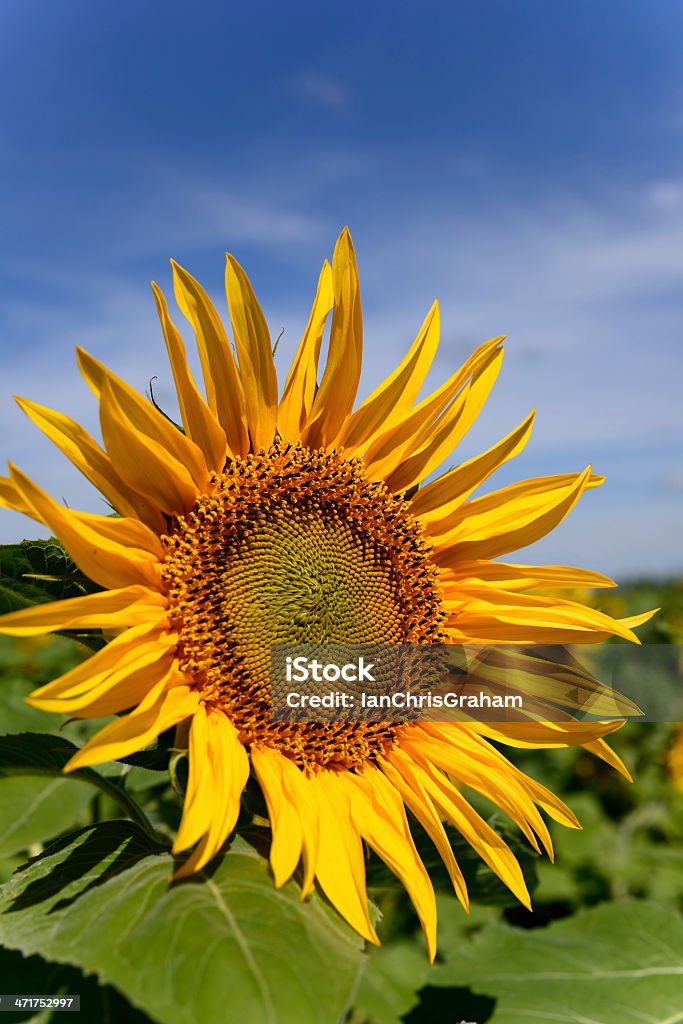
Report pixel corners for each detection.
[0,576,682,1023]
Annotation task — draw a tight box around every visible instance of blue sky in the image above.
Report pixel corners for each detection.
[1,0,682,579]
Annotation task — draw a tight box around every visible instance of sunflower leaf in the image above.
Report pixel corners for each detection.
[350,940,431,1024]
[0,823,366,1024]
[0,773,94,862]
[0,733,166,844]
[0,944,154,1023]
[115,747,172,771]
[0,732,99,778]
[0,540,105,651]
[0,540,99,610]
[54,629,107,652]
[426,898,683,1023]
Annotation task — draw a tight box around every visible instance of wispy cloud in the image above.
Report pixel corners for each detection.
[1,157,682,576]
[288,71,352,112]
[658,474,683,494]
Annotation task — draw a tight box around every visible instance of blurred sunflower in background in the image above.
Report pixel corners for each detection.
[666,615,683,790]
[0,229,652,959]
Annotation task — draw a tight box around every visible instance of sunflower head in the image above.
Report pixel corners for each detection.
[0,228,652,960]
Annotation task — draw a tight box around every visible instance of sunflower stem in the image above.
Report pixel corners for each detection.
[74,769,168,846]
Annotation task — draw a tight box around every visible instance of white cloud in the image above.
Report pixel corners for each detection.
[344,187,683,456]
[1,164,682,578]
[288,71,352,112]
[186,189,321,245]
[645,179,683,211]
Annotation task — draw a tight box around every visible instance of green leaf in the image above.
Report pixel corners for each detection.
[0,732,101,777]
[0,822,365,1024]
[54,629,106,653]
[0,540,105,650]
[0,641,113,747]
[0,675,74,737]
[116,748,172,772]
[352,942,430,1024]
[432,899,683,1023]
[0,540,98,611]
[0,946,153,1023]
[0,733,165,844]
[0,732,95,858]
[0,777,93,859]
[350,898,501,1024]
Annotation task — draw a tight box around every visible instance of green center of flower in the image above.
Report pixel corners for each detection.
[161,443,445,770]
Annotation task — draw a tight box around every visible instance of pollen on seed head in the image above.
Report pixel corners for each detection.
[160,443,445,771]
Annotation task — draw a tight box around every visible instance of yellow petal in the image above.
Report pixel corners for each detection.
[404,728,552,858]
[439,560,616,592]
[435,467,597,562]
[670,728,683,790]
[347,766,438,961]
[13,398,163,530]
[619,609,659,630]
[277,753,320,897]
[27,620,174,703]
[209,712,250,838]
[382,347,504,494]
[75,346,108,398]
[475,719,624,748]
[64,675,198,770]
[27,624,176,718]
[102,368,209,491]
[363,337,503,481]
[411,410,535,524]
[302,229,363,449]
[278,261,334,443]
[395,747,531,909]
[77,344,203,501]
[0,586,166,637]
[152,282,228,472]
[58,657,176,719]
[517,773,582,831]
[8,464,162,592]
[309,771,378,945]
[444,587,642,644]
[0,474,35,517]
[251,745,304,887]
[100,379,199,515]
[174,709,249,876]
[380,754,469,910]
[174,704,212,852]
[171,262,249,457]
[69,508,165,558]
[340,300,440,455]
[581,737,633,781]
[224,254,278,450]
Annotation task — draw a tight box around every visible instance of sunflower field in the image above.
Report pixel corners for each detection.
[0,234,681,1023]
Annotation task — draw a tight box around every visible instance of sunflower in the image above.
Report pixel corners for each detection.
[0,229,651,960]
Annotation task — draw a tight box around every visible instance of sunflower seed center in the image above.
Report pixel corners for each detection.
[161,443,445,769]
